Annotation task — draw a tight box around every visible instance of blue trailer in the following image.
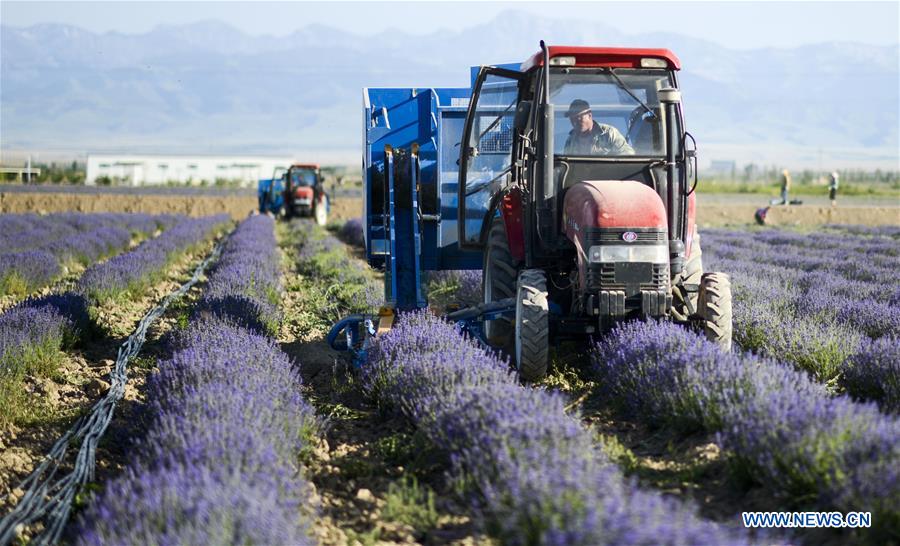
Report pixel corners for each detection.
[327,82,515,362]
[258,166,287,216]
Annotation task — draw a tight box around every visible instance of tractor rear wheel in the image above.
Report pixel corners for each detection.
[698,272,733,351]
[515,269,549,382]
[483,216,517,347]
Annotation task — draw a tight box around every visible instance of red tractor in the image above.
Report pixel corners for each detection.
[458,43,732,380]
[284,163,329,225]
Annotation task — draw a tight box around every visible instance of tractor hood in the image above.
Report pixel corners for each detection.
[294,186,314,199]
[563,180,667,239]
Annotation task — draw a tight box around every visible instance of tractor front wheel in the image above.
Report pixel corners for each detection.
[483,216,517,348]
[672,230,703,320]
[515,269,549,382]
[698,272,733,351]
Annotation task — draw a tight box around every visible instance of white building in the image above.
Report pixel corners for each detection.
[85,154,294,187]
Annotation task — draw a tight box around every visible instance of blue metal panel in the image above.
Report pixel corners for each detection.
[363,87,482,273]
[257,177,284,214]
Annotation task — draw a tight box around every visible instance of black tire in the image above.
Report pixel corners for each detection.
[315,195,329,226]
[698,272,733,351]
[483,216,517,347]
[672,230,703,319]
[515,269,549,382]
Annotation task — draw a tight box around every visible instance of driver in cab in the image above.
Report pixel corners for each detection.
[563,99,635,156]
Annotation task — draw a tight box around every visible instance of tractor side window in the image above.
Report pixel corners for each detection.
[462,74,519,245]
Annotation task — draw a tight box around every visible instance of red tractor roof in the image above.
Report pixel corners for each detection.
[520,46,681,71]
[290,163,320,170]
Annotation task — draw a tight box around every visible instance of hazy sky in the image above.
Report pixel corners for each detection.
[2,1,898,49]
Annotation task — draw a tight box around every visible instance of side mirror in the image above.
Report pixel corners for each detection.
[514,100,532,131]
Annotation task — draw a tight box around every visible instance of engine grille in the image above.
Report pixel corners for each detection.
[586,262,669,295]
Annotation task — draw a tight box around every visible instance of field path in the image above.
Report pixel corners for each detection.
[276,221,490,546]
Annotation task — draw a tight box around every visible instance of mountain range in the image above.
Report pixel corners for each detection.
[2,11,898,168]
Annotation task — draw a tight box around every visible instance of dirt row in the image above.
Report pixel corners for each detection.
[0,192,361,223]
[4,191,898,227]
[275,222,489,546]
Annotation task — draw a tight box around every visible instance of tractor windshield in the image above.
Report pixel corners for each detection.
[549,69,673,157]
[291,168,317,187]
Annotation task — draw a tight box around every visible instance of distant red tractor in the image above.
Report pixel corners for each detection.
[459,43,733,379]
[284,163,329,225]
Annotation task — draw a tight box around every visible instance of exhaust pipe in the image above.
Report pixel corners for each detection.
[658,88,684,276]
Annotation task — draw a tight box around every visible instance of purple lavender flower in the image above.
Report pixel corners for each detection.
[77,320,317,545]
[338,217,365,248]
[195,215,282,334]
[78,215,228,303]
[592,319,900,539]
[364,311,756,545]
[841,337,900,413]
[0,250,61,294]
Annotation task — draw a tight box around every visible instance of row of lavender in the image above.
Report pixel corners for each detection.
[363,311,763,545]
[701,227,899,412]
[77,215,318,545]
[0,215,228,423]
[0,213,174,297]
[593,319,899,543]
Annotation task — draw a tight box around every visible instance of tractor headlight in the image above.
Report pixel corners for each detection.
[588,244,668,264]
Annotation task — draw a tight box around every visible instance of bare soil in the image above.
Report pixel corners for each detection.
[3,190,896,228]
[0,192,364,223]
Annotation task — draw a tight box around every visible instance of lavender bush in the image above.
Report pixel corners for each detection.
[78,215,229,304]
[593,319,900,541]
[363,311,757,545]
[702,227,900,388]
[76,320,317,546]
[77,217,317,545]
[0,250,61,295]
[0,292,89,422]
[0,213,162,296]
[338,217,366,248]
[427,269,482,309]
[841,336,900,413]
[294,220,382,315]
[195,215,281,335]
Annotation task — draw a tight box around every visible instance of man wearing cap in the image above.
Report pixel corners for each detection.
[563,99,635,156]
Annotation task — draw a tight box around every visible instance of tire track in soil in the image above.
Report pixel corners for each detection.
[276,223,492,546]
[0,235,224,539]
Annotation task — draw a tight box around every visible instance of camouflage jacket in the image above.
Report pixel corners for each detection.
[564,122,635,156]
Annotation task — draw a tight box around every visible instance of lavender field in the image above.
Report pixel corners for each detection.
[1,216,898,545]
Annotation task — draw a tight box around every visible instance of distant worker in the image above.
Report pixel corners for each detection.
[779,169,792,205]
[829,171,840,207]
[564,99,635,156]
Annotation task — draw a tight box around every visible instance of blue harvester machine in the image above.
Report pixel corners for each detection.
[327,74,515,364]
